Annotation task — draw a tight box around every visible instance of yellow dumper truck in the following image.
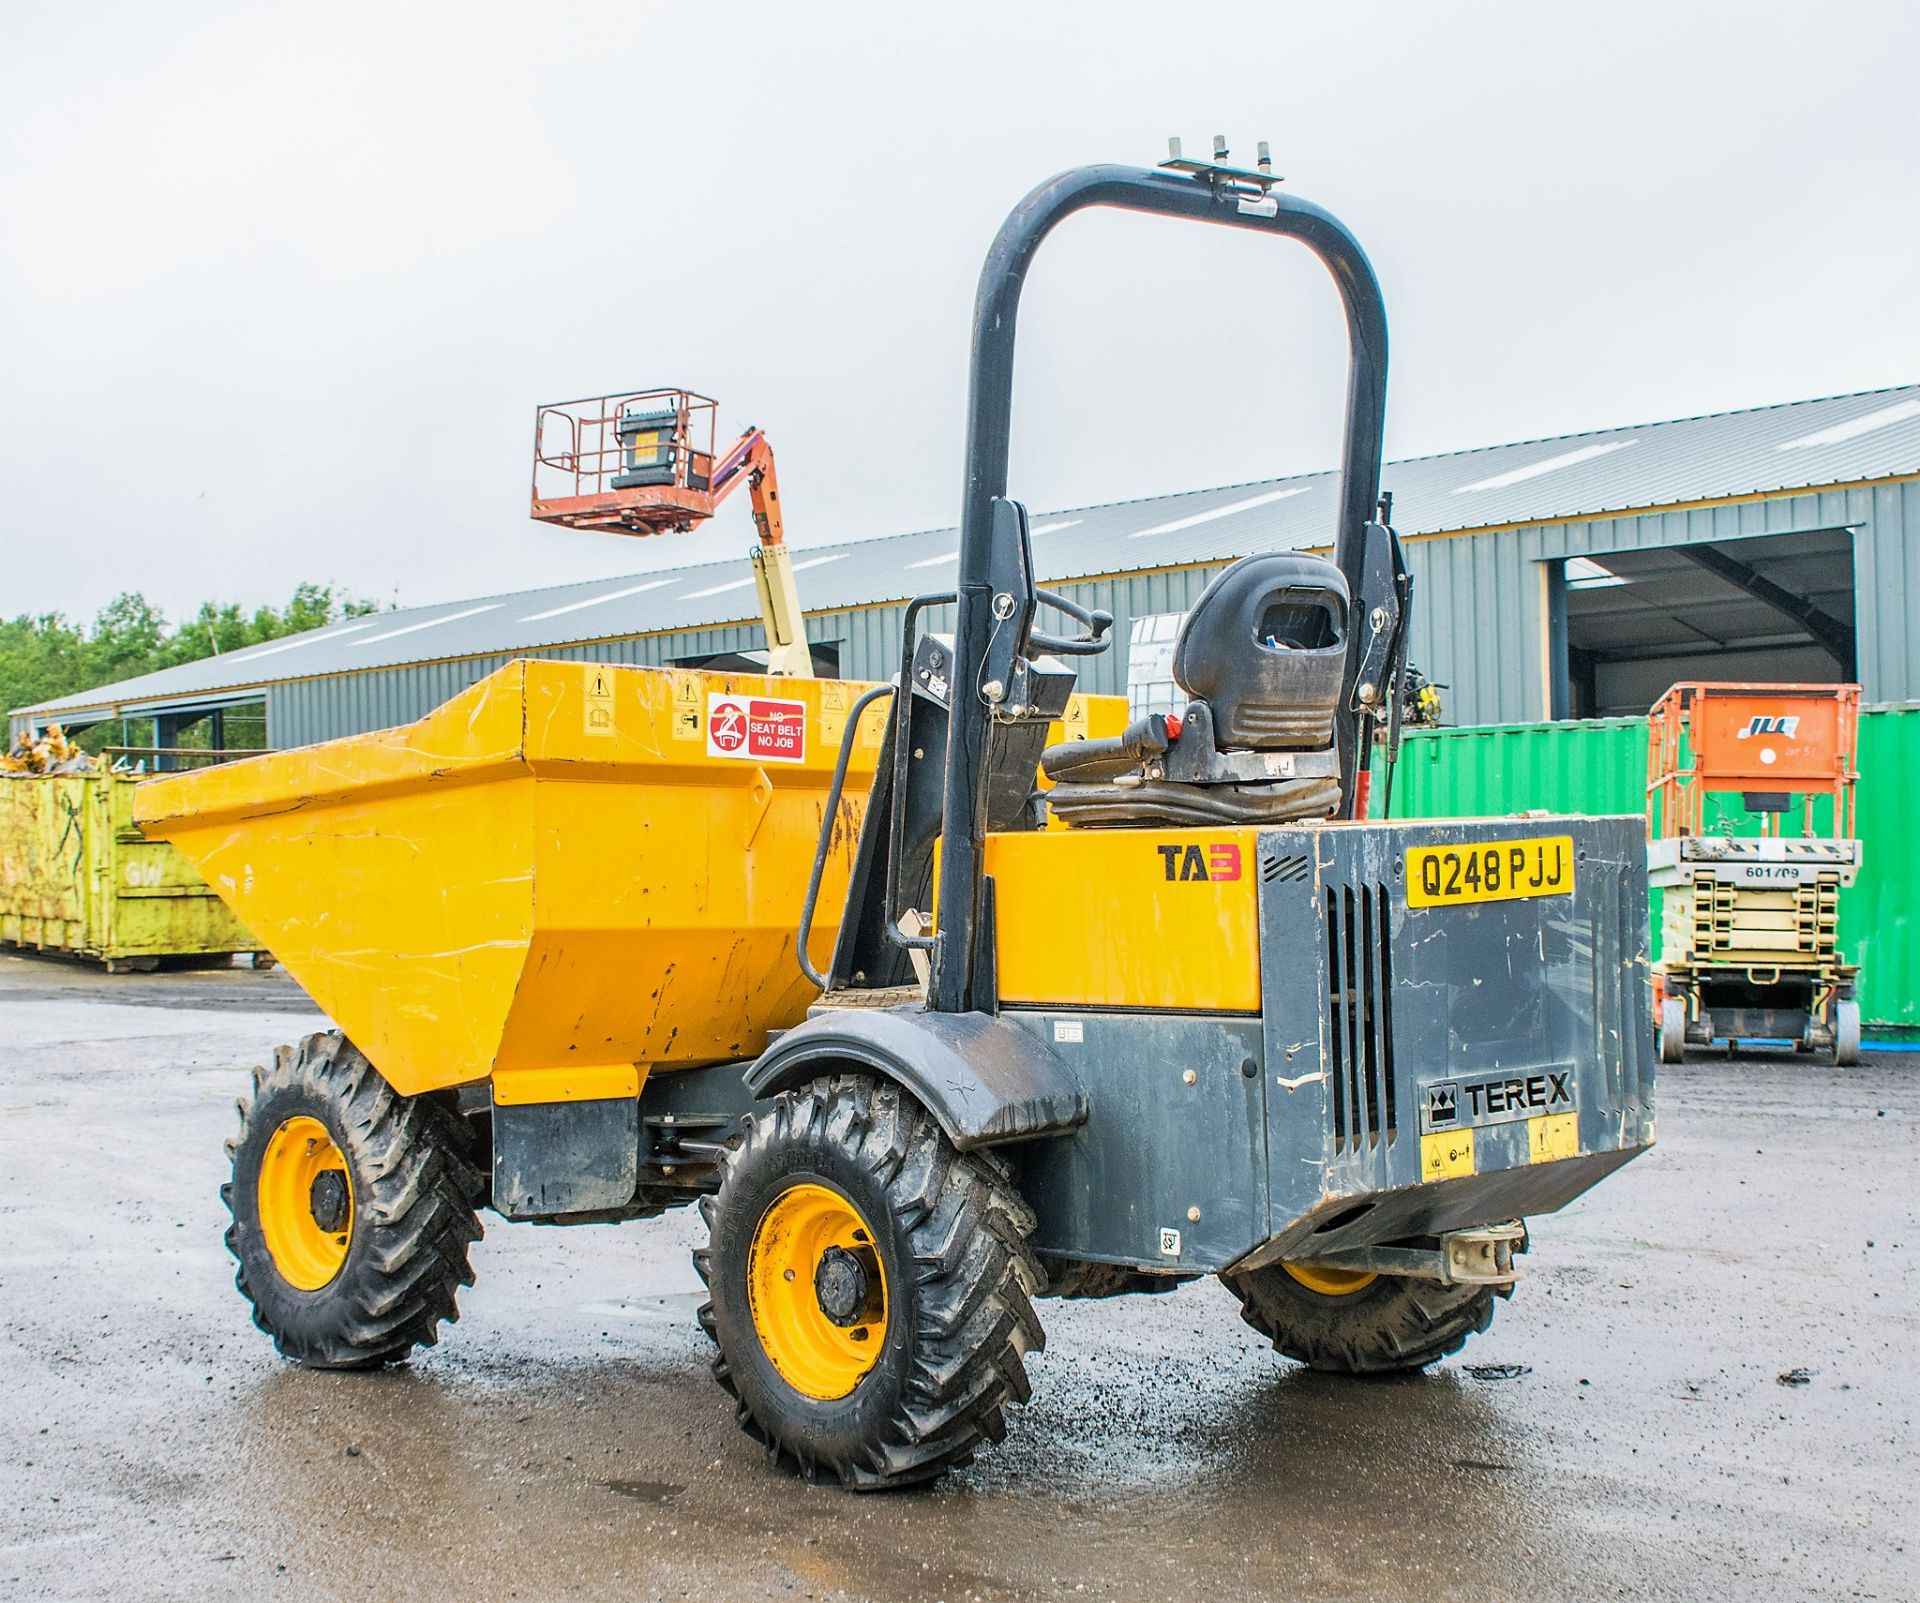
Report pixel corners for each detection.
[137,152,1655,1489]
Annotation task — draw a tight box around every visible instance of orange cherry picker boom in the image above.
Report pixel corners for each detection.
[530,388,814,676]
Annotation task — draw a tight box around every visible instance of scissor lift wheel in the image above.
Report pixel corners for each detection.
[1833,998,1861,1067]
[1659,997,1688,1064]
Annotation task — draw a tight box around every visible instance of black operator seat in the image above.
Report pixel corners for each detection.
[1041,552,1349,827]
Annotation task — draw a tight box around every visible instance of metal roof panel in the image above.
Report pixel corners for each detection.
[19,383,1917,720]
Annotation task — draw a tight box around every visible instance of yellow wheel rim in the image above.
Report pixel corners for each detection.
[1282,1261,1378,1296]
[257,1115,354,1292]
[746,1182,888,1401]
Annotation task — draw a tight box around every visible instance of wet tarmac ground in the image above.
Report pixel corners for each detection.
[1,950,1913,1602]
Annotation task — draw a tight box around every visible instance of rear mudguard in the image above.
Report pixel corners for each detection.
[746,1006,1088,1150]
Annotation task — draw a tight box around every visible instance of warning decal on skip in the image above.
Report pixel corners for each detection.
[671,675,702,741]
[583,667,615,736]
[706,692,807,764]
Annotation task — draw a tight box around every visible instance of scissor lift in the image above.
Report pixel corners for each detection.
[1648,682,1862,1064]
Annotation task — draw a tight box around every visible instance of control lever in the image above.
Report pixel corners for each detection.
[1030,589,1113,658]
[1347,520,1409,715]
[978,499,1114,710]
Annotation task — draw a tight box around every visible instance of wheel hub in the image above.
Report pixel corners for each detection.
[814,1244,881,1327]
[257,1115,354,1292]
[309,1169,350,1233]
[746,1183,890,1400]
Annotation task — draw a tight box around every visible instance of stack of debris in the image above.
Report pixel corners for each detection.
[1,725,97,777]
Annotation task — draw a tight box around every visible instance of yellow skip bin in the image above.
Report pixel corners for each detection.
[133,661,887,1099]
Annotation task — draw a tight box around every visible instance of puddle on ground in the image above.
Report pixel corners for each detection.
[603,1479,684,1504]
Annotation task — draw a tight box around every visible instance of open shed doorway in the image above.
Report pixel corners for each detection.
[1550,528,1855,718]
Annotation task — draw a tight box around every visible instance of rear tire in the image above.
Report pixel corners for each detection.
[1659,997,1688,1064]
[1223,1261,1506,1375]
[695,1075,1044,1489]
[224,1031,483,1369]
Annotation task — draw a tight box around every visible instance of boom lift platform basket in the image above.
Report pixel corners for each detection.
[532,388,723,535]
[1647,681,1862,1063]
[530,387,813,677]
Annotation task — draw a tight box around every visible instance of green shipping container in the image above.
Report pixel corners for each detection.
[1386,707,1918,1036]
[1846,707,1920,1037]
[1388,716,1647,819]
[0,773,262,969]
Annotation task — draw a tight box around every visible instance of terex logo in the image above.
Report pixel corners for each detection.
[1463,1071,1572,1118]
[1157,842,1241,882]
[1737,715,1801,739]
[1421,1070,1575,1131]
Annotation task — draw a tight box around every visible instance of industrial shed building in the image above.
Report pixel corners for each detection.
[15,383,1916,750]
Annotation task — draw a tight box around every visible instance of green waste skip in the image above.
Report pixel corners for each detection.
[0,772,262,969]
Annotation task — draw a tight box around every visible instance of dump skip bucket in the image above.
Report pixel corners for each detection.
[135,661,886,1101]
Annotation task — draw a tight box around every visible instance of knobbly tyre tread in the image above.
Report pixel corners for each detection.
[223,1030,483,1369]
[693,1074,1044,1490]
[1222,1263,1511,1375]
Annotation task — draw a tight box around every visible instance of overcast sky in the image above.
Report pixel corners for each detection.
[3,1,1915,624]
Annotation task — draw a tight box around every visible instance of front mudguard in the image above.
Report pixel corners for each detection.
[746,1006,1088,1150]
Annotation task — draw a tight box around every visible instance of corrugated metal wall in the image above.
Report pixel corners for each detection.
[265,478,1911,747]
[274,616,859,748]
[268,572,1227,748]
[1405,479,1914,727]
[1389,708,1918,1034]
[6,444,1899,756]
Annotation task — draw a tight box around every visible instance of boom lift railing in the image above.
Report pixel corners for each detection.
[530,387,814,675]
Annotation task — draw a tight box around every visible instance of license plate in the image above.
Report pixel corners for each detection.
[1405,835,1574,908]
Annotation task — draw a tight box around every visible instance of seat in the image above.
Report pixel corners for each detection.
[1043,553,1349,827]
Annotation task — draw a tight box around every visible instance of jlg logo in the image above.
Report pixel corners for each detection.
[1737,715,1801,739]
[1156,843,1241,882]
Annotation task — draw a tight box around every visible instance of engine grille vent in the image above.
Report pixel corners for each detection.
[1263,852,1312,884]
[1325,882,1398,1151]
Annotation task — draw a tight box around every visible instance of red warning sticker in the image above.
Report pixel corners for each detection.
[706,693,807,764]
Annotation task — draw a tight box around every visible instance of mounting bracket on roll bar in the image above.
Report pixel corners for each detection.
[1159,135,1284,197]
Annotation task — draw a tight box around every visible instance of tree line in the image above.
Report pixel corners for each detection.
[2,584,377,724]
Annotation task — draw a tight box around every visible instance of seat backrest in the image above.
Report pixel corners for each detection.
[1172,553,1349,749]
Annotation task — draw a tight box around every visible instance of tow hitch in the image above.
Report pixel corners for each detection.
[1287,1221,1528,1288]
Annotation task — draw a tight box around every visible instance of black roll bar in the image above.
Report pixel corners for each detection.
[931,162,1393,1015]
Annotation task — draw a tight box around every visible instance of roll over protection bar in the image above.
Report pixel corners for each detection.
[931,162,1394,1015]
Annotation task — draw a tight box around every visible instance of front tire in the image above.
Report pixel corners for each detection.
[1223,1260,1507,1375]
[695,1075,1044,1489]
[223,1031,483,1369]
